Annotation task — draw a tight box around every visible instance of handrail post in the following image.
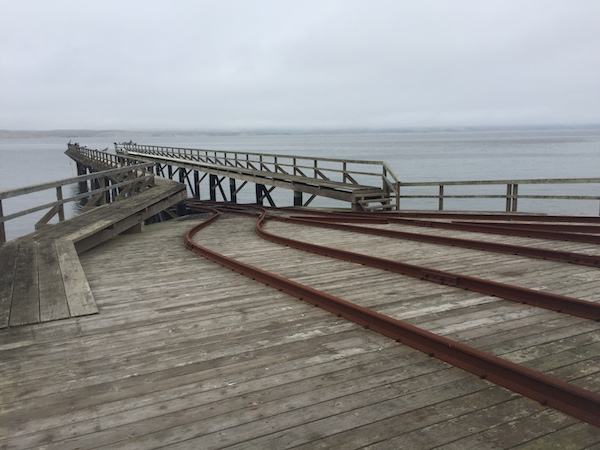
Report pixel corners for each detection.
[56,187,65,222]
[439,185,444,211]
[512,184,519,212]
[0,199,5,244]
[506,184,512,212]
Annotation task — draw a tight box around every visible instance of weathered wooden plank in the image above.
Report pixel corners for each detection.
[0,241,19,328]
[290,386,516,449]
[37,240,70,322]
[9,240,39,326]
[55,240,98,317]
[436,408,579,449]
[511,422,600,449]
[2,212,600,449]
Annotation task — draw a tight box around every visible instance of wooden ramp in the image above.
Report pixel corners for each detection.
[0,178,186,328]
[115,143,400,211]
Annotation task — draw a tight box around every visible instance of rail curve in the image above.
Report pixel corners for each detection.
[184,202,600,428]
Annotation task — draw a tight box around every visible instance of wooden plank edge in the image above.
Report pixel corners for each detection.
[55,239,99,317]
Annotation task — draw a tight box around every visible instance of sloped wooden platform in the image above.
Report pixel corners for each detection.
[0,178,186,328]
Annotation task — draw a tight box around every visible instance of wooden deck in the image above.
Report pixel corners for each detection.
[0,178,186,328]
[0,210,598,448]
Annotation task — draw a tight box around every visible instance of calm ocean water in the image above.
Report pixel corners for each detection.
[1,128,599,240]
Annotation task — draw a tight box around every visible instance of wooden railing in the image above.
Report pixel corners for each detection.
[398,178,600,214]
[66,144,125,169]
[115,143,402,209]
[0,164,154,244]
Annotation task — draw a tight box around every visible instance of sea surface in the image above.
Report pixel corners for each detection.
[1,127,599,241]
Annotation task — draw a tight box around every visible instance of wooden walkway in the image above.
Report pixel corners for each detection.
[0,210,598,448]
[115,143,400,211]
[0,178,186,328]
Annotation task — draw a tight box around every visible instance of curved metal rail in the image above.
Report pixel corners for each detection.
[272,208,600,244]
[187,201,600,321]
[282,215,600,268]
[184,204,600,428]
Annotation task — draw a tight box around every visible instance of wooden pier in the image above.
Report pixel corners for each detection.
[0,144,599,448]
[113,142,401,211]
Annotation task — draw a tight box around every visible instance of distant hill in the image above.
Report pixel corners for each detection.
[0,129,136,139]
[1,124,599,139]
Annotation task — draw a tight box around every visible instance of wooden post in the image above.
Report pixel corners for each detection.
[512,184,519,212]
[438,185,444,211]
[506,184,512,212]
[167,165,173,180]
[104,178,111,203]
[101,178,108,204]
[209,175,217,201]
[193,171,200,198]
[294,191,302,207]
[255,183,264,205]
[56,187,65,222]
[230,178,237,203]
[0,199,5,244]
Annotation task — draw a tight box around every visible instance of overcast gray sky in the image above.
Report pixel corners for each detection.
[2,0,600,131]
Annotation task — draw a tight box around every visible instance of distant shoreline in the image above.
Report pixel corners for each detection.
[1,124,599,140]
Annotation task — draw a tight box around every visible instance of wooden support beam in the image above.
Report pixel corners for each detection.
[209,174,217,201]
[193,171,200,198]
[256,184,276,207]
[0,199,5,244]
[217,177,228,201]
[233,180,248,196]
[255,183,264,205]
[304,194,317,207]
[230,178,237,203]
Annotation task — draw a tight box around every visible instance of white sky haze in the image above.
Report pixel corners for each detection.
[1,0,599,130]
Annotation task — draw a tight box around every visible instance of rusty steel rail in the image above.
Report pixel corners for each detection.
[256,216,600,321]
[450,220,600,234]
[393,211,600,223]
[186,201,600,318]
[386,216,600,244]
[184,206,600,428]
[283,216,600,268]
[273,208,600,243]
